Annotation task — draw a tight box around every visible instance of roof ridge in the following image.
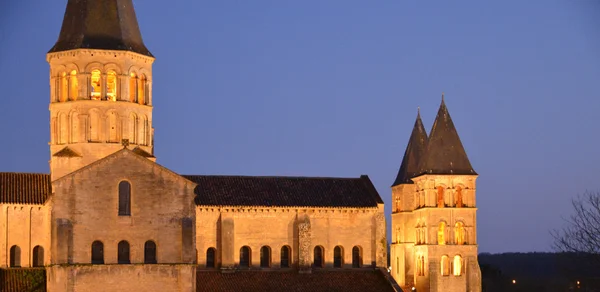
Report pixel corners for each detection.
[182,174,364,180]
[392,109,428,186]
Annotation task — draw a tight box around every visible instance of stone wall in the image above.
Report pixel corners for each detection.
[0,205,50,267]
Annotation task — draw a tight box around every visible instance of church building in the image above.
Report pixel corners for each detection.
[0,1,480,292]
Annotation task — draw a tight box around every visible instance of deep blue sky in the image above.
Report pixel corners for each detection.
[1,1,599,253]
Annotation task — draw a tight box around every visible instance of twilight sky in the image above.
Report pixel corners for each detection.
[1,0,599,253]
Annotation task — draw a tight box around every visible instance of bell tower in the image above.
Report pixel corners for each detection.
[47,0,156,180]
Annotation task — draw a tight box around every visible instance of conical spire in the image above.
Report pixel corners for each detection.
[418,95,476,175]
[392,108,428,186]
[49,0,152,56]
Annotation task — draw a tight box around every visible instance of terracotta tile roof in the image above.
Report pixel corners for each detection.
[0,173,51,205]
[196,270,396,292]
[183,175,383,208]
[0,268,46,292]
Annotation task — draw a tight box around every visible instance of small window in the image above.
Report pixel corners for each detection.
[280,246,290,268]
[69,70,78,101]
[9,245,21,267]
[313,246,324,268]
[32,246,44,267]
[455,222,466,245]
[438,222,446,245]
[352,246,362,268]
[437,186,445,207]
[129,73,138,102]
[441,255,450,276]
[206,248,216,268]
[138,74,147,105]
[453,255,463,276]
[144,241,157,264]
[118,241,130,264]
[240,246,251,267]
[118,181,131,216]
[106,71,117,101]
[90,69,102,100]
[59,72,68,102]
[260,246,271,268]
[334,246,343,268]
[91,241,104,264]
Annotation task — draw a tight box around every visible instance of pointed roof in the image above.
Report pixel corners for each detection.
[418,96,477,176]
[48,0,152,57]
[52,146,82,158]
[392,109,428,186]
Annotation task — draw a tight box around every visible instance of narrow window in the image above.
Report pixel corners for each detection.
[206,248,216,268]
[455,186,463,207]
[333,246,343,268]
[69,70,78,101]
[108,111,119,143]
[260,246,271,268]
[60,72,68,102]
[441,255,450,276]
[89,110,100,142]
[32,246,44,267]
[352,246,362,268]
[91,241,104,264]
[106,71,117,101]
[453,255,462,276]
[58,112,68,144]
[313,246,324,268]
[455,222,466,245]
[129,113,137,144]
[240,246,251,267]
[129,73,138,102]
[9,245,21,267]
[421,256,426,276]
[118,241,130,264]
[280,246,290,268]
[438,222,446,245]
[90,69,102,100]
[144,241,157,264]
[138,74,147,104]
[437,186,445,207]
[118,181,131,216]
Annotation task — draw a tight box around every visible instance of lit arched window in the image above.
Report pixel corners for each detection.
[240,246,251,267]
[10,245,21,267]
[59,72,68,102]
[352,246,362,268]
[455,186,463,207]
[206,247,216,268]
[32,246,44,267]
[90,69,102,100]
[333,246,343,268]
[107,71,117,101]
[280,246,290,268]
[438,222,446,245]
[69,70,78,101]
[118,240,130,264]
[455,222,466,245]
[441,255,450,276]
[138,74,147,105]
[313,246,324,268]
[91,241,104,264]
[118,181,131,216]
[260,246,271,268]
[437,186,445,207]
[144,241,157,264]
[129,72,138,102]
[453,255,462,276]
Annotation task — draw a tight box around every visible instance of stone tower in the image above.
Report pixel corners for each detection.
[47,0,155,180]
[391,97,482,292]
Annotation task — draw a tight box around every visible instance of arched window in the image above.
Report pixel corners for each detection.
[352,246,362,268]
[313,246,324,268]
[441,255,450,276]
[60,72,68,102]
[455,222,466,245]
[138,74,147,105]
[415,228,420,244]
[206,248,216,268]
[58,112,68,144]
[118,241,130,264]
[453,255,463,276]
[144,241,157,264]
[71,112,79,143]
[416,256,424,276]
[129,73,138,102]
[438,222,446,245]
[32,246,44,267]
[240,246,251,267]
[333,246,343,268]
[138,115,147,146]
[69,70,78,101]
[9,245,21,267]
[260,246,271,268]
[108,111,119,143]
[129,113,137,144]
[437,186,445,207]
[455,186,463,208]
[280,246,290,268]
[106,71,117,101]
[90,69,102,100]
[89,109,100,142]
[118,181,131,216]
[91,241,104,264]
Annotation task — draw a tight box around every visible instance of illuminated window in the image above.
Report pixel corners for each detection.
[240,246,251,267]
[280,246,290,268]
[60,72,68,102]
[333,246,343,268]
[69,70,78,101]
[441,255,450,276]
[118,241,130,264]
[260,246,271,268]
[455,222,466,245]
[138,74,147,104]
[437,186,445,207]
[91,241,104,264]
[144,241,157,264]
[438,222,446,245]
[313,246,324,268]
[118,181,131,216]
[9,245,21,267]
[90,70,101,100]
[453,255,462,276]
[352,246,362,268]
[206,247,216,268]
[107,71,117,101]
[129,73,138,102]
[455,186,463,207]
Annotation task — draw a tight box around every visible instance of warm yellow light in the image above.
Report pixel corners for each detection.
[91,69,101,100]
[577,281,580,285]
[512,280,516,284]
[107,71,117,101]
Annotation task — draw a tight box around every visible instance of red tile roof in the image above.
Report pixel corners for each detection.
[0,173,51,205]
[196,269,396,292]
